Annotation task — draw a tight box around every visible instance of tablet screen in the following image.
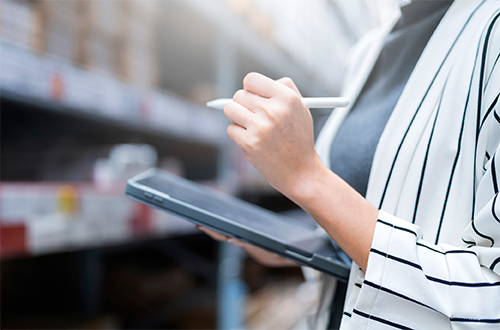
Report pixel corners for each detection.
[136,173,317,243]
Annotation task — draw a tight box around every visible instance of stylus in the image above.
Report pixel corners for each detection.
[206,97,350,110]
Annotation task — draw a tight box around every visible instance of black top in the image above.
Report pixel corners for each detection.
[327,1,453,329]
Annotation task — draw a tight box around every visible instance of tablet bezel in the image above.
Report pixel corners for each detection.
[126,169,350,280]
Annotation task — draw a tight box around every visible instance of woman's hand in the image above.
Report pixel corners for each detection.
[223,73,324,198]
[223,73,378,271]
[196,226,297,267]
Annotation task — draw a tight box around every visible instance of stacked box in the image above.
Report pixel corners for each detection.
[0,0,37,50]
[0,182,138,256]
[78,0,120,74]
[42,0,82,62]
[116,0,159,88]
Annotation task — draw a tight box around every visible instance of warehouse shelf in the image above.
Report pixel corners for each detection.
[0,181,201,259]
[0,39,238,260]
[0,41,227,147]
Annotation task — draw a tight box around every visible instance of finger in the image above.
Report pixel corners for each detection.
[243,72,284,99]
[227,239,271,258]
[243,243,276,257]
[229,239,272,257]
[227,123,248,149]
[227,238,245,247]
[232,89,266,113]
[223,101,254,129]
[276,77,302,97]
[243,245,297,267]
[227,238,244,247]
[243,244,282,264]
[197,226,230,241]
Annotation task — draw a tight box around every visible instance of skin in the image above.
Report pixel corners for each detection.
[201,72,378,271]
[197,225,297,267]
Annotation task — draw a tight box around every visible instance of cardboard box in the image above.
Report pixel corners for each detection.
[0,182,137,256]
[42,0,83,62]
[0,0,37,50]
[77,0,120,74]
[116,0,159,88]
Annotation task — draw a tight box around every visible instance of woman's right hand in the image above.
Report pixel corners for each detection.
[196,226,298,268]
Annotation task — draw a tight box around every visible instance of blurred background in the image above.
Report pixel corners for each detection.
[0,0,398,329]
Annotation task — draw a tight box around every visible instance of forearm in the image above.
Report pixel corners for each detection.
[283,158,378,271]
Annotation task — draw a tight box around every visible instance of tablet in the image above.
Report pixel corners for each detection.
[126,169,351,280]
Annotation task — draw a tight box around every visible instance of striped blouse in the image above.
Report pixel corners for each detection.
[311,0,500,329]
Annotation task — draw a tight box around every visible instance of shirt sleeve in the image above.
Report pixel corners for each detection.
[350,209,500,329]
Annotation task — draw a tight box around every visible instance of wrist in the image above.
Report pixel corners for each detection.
[285,160,378,270]
[283,155,330,206]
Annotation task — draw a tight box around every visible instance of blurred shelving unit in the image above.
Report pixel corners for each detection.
[0,32,227,258]
[1,0,398,329]
[1,1,229,328]
[0,0,229,258]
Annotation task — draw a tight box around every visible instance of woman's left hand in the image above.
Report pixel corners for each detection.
[196,226,297,267]
[223,72,325,199]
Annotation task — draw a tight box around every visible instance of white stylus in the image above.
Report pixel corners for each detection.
[206,97,350,110]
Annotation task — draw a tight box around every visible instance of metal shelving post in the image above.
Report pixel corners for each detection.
[214,28,247,329]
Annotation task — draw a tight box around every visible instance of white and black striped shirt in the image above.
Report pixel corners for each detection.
[312,0,500,329]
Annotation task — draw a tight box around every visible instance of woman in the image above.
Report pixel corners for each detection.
[201,0,500,328]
